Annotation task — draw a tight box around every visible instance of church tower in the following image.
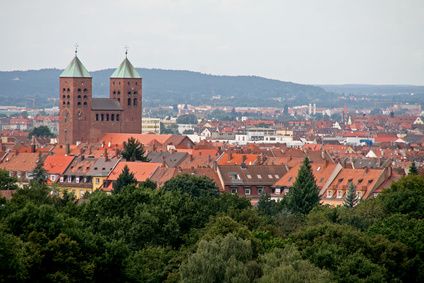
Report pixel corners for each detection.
[59,52,92,145]
[109,53,142,133]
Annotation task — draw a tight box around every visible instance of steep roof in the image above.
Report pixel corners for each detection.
[111,57,141,79]
[107,161,162,181]
[92,98,122,111]
[60,56,91,78]
[43,155,75,175]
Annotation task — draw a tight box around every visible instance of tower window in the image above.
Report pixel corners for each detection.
[77,95,81,99]
[77,88,81,92]
[117,98,120,102]
[133,98,137,106]
[62,95,66,98]
[128,98,131,106]
[113,91,116,95]
[106,114,109,121]
[63,101,65,105]
[96,114,99,121]
[133,91,137,95]
[113,82,115,85]
[83,101,87,106]
[83,88,87,92]
[127,81,130,85]
[63,88,66,92]
[77,102,81,106]
[128,91,131,95]
[67,95,70,98]
[83,95,87,99]
[101,114,104,121]
[67,88,70,92]
[117,91,120,95]
[67,101,70,105]
[116,114,120,121]
[111,114,115,121]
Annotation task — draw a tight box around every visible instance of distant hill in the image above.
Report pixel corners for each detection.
[0,68,332,108]
[320,84,424,96]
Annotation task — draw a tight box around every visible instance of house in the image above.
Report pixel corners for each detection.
[87,156,120,190]
[217,164,288,205]
[43,154,75,184]
[0,152,41,185]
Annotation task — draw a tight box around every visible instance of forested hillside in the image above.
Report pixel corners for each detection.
[1,172,423,282]
[0,68,330,108]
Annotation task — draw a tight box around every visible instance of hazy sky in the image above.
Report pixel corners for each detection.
[1,0,423,84]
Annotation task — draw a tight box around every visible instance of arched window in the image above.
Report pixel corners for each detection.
[128,98,131,106]
[128,91,131,95]
[111,114,115,121]
[116,114,120,121]
[113,91,116,95]
[127,81,130,85]
[83,88,87,92]
[77,88,81,92]
[67,101,70,105]
[83,101,87,106]
[62,101,65,105]
[67,88,70,92]
[77,95,81,99]
[133,91,137,95]
[67,95,70,98]
[77,102,81,106]
[117,98,120,102]
[83,95,87,99]
[106,114,109,121]
[101,114,104,121]
[62,95,66,99]
[96,114,99,121]
[133,98,137,106]
[63,88,66,92]
[117,91,121,95]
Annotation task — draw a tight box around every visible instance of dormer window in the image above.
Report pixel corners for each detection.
[268,174,273,179]
[337,190,343,198]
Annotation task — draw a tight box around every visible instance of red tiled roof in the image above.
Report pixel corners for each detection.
[107,161,162,182]
[44,155,75,174]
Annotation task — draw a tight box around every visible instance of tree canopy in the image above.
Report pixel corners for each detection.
[29,125,54,138]
[121,137,150,162]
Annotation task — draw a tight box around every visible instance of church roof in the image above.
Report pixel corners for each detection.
[60,56,91,78]
[111,57,141,79]
[92,98,122,111]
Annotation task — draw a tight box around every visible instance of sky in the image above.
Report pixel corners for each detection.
[0,0,423,85]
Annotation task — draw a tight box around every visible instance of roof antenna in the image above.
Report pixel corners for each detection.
[124,45,129,58]
[74,43,79,57]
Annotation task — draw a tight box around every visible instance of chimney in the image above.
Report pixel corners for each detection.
[66,144,70,155]
[31,136,36,153]
[104,147,109,161]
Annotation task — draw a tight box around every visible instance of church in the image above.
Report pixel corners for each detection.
[58,52,142,145]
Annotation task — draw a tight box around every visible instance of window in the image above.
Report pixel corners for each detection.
[231,187,237,194]
[245,188,251,195]
[67,88,70,92]
[268,174,273,179]
[77,95,81,99]
[60,176,64,182]
[96,114,99,121]
[113,91,116,94]
[128,91,131,95]
[117,91,120,94]
[358,179,363,184]
[274,175,279,179]
[77,88,81,92]
[62,95,66,98]
[83,101,87,105]
[133,98,137,106]
[75,177,80,183]
[117,98,120,102]
[116,114,120,121]
[50,175,56,181]
[67,95,70,98]
[111,114,115,121]
[83,95,87,99]
[67,176,72,183]
[327,190,333,198]
[106,114,109,121]
[368,179,373,184]
[128,98,131,106]
[83,88,87,92]
[257,174,262,179]
[101,114,104,121]
[133,91,137,95]
[95,178,100,184]
[63,101,65,105]
[337,190,343,198]
[63,88,66,92]
[77,102,81,106]
[258,187,264,194]
[246,174,252,179]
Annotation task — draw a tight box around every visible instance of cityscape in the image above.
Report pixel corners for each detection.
[0,1,423,282]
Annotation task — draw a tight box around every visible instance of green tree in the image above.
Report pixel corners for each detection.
[113,165,137,193]
[121,137,150,162]
[31,155,47,185]
[176,114,198,124]
[161,174,219,198]
[0,169,18,190]
[257,193,278,217]
[29,126,54,138]
[258,244,332,283]
[409,161,418,175]
[284,158,320,214]
[344,182,358,208]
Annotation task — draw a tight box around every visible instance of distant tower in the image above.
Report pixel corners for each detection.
[109,50,142,133]
[59,50,92,145]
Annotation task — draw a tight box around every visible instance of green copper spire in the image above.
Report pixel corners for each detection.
[111,54,141,78]
[60,55,91,78]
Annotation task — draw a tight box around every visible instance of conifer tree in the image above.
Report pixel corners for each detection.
[122,137,150,162]
[32,154,47,185]
[344,182,359,208]
[409,161,418,175]
[113,165,137,193]
[284,157,320,214]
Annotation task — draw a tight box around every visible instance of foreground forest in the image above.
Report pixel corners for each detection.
[1,172,424,282]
